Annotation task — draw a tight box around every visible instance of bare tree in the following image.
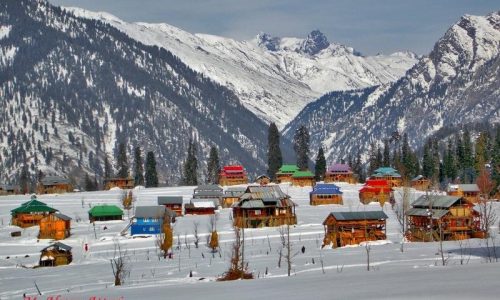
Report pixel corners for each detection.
[110,239,130,286]
[394,183,412,252]
[218,227,252,281]
[193,221,200,249]
[278,224,299,276]
[477,168,498,262]
[365,242,371,271]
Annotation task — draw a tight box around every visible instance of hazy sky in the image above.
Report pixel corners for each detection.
[49,0,498,55]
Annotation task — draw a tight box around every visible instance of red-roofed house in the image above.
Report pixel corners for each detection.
[359,179,392,206]
[219,165,248,186]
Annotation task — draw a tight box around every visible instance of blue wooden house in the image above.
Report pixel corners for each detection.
[310,183,343,205]
[131,206,176,236]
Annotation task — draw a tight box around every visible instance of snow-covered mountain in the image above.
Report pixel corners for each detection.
[65,8,418,128]
[284,11,500,162]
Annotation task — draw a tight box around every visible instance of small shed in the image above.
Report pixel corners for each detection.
[322,211,388,248]
[88,205,124,222]
[325,164,357,184]
[221,187,246,208]
[37,176,73,194]
[39,213,72,240]
[11,197,57,228]
[39,242,72,267]
[104,177,135,190]
[410,175,431,191]
[158,196,184,216]
[0,184,19,195]
[359,179,392,206]
[219,165,248,186]
[131,206,176,236]
[276,164,299,183]
[447,184,480,204]
[310,184,343,205]
[291,170,315,187]
[184,199,216,215]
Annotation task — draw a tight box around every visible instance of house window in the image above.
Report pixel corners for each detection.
[254,210,261,215]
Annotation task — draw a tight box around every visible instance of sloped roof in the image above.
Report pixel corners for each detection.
[41,176,71,186]
[406,208,449,219]
[223,187,246,197]
[327,163,352,173]
[195,184,223,192]
[291,170,315,178]
[222,165,245,174]
[364,179,390,187]
[134,206,176,219]
[277,164,299,173]
[89,205,123,217]
[238,199,265,208]
[11,199,57,214]
[448,184,480,193]
[158,196,183,205]
[52,212,72,221]
[412,195,462,209]
[311,183,342,195]
[238,185,295,208]
[42,242,72,252]
[411,175,425,181]
[372,167,401,177]
[326,211,388,222]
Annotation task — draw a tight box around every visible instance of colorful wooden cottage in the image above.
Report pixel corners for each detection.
[359,179,392,206]
[410,175,431,191]
[370,167,402,187]
[325,163,356,184]
[193,184,223,206]
[255,175,271,185]
[232,185,297,228]
[322,211,388,248]
[104,177,135,190]
[291,170,315,187]
[447,184,480,204]
[131,206,176,236]
[406,195,484,241]
[310,184,343,205]
[276,164,300,183]
[221,187,246,208]
[39,212,72,240]
[219,165,248,186]
[88,205,123,222]
[39,242,72,267]
[11,197,57,228]
[158,196,184,216]
[37,176,73,194]
[0,184,19,195]
[184,199,216,215]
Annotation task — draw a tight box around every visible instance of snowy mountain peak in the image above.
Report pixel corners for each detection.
[256,32,281,51]
[299,29,330,55]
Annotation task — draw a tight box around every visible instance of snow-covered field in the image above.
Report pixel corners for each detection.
[1,183,499,299]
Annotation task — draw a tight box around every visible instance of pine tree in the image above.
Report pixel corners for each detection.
[116,142,129,178]
[383,139,390,167]
[145,151,159,188]
[84,173,96,191]
[133,146,145,186]
[422,140,433,179]
[368,142,379,175]
[267,122,283,181]
[354,151,365,183]
[104,155,112,179]
[207,146,220,184]
[293,125,310,170]
[19,164,30,194]
[462,129,475,183]
[314,147,326,181]
[474,131,489,173]
[182,139,198,185]
[491,126,500,187]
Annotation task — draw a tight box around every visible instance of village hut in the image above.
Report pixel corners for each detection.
[370,167,402,187]
[359,179,392,206]
[219,165,248,186]
[275,164,300,183]
[39,242,72,267]
[11,197,57,228]
[131,206,176,236]
[325,163,357,184]
[184,199,216,215]
[39,212,72,240]
[37,176,73,194]
[310,184,343,205]
[291,170,315,187]
[158,196,184,216]
[410,175,431,191]
[221,187,246,208]
[447,184,480,204]
[88,205,124,222]
[104,178,135,190]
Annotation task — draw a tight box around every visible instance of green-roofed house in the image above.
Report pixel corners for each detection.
[291,170,315,187]
[370,167,402,187]
[11,197,57,228]
[88,205,124,222]
[276,164,300,183]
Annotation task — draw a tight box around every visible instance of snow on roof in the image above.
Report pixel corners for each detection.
[327,163,352,173]
[190,199,216,208]
[157,196,183,205]
[448,184,480,192]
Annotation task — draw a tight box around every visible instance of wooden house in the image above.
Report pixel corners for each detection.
[11,197,57,228]
[447,184,480,204]
[233,185,297,228]
[310,184,343,205]
[158,196,183,216]
[359,179,392,206]
[325,163,357,184]
[131,206,176,236]
[39,242,72,267]
[104,177,135,190]
[193,184,223,206]
[219,165,248,186]
[370,167,402,187]
[184,199,216,215]
[39,212,72,240]
[256,175,271,185]
[406,195,484,241]
[221,187,246,208]
[410,175,431,191]
[322,211,388,248]
[37,176,73,194]
[276,164,299,183]
[0,184,19,195]
[291,170,315,187]
[88,205,123,222]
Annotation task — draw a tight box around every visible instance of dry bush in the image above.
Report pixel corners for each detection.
[218,227,253,281]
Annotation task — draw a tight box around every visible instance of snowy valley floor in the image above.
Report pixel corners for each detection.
[0,183,499,299]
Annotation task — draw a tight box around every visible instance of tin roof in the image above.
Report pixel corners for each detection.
[11,199,57,214]
[42,242,72,252]
[158,196,183,205]
[448,184,480,193]
[372,167,401,177]
[224,187,246,197]
[326,211,388,222]
[412,195,462,209]
[277,164,300,174]
[311,183,342,195]
[134,206,176,219]
[238,185,295,208]
[40,176,71,186]
[89,205,123,217]
[291,170,315,178]
[327,163,352,173]
[52,212,72,221]
[406,208,449,219]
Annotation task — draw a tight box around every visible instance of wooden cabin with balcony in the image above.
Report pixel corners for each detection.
[310,184,343,205]
[291,170,315,187]
[370,167,402,187]
[447,184,480,204]
[276,165,300,183]
[158,196,184,216]
[219,165,248,186]
[104,177,135,190]
[322,211,388,248]
[410,175,431,191]
[233,185,297,228]
[221,187,246,208]
[11,197,57,228]
[39,212,72,240]
[37,176,73,194]
[359,179,392,206]
[184,199,216,215]
[325,163,357,184]
[39,242,73,267]
[88,205,124,222]
[406,195,484,241]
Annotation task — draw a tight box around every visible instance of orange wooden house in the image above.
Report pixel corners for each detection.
[104,177,135,190]
[322,211,388,248]
[406,195,484,241]
[359,179,392,206]
[370,167,402,187]
[325,163,357,184]
[291,170,315,187]
[219,165,248,186]
[410,175,431,191]
[310,184,343,205]
[37,176,73,194]
[158,196,184,216]
[39,212,72,240]
[447,184,480,204]
[276,165,299,183]
[11,197,57,228]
